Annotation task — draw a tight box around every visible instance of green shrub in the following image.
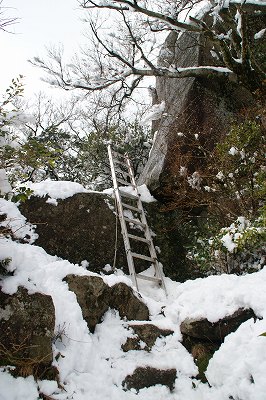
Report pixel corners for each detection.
[210,120,266,219]
[186,213,265,275]
[74,121,152,190]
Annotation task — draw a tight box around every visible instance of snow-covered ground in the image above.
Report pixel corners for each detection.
[0,181,266,400]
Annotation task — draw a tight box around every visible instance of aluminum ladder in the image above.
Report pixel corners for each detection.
[107,144,167,294]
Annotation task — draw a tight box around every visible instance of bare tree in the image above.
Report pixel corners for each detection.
[0,0,17,32]
[31,0,265,110]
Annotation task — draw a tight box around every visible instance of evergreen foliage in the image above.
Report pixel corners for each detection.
[74,121,151,190]
[183,110,266,275]
[0,79,152,192]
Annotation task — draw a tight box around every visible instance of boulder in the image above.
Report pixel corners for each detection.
[0,287,56,380]
[64,274,149,332]
[20,192,196,282]
[180,308,257,383]
[20,193,126,271]
[110,282,150,322]
[122,323,173,352]
[139,30,254,204]
[180,308,257,343]
[64,275,109,332]
[122,366,176,392]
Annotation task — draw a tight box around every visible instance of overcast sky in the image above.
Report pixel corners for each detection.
[0,0,85,97]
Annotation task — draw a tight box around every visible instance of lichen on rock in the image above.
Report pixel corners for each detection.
[0,287,56,380]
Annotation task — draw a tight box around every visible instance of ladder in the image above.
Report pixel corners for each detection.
[107,144,167,295]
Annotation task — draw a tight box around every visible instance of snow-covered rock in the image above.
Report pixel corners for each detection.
[64,274,149,332]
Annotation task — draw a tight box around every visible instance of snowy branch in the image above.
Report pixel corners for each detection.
[32,0,265,108]
[131,65,235,79]
[81,0,202,32]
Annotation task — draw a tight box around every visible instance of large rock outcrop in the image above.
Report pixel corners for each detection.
[20,192,194,282]
[139,30,254,203]
[20,193,126,271]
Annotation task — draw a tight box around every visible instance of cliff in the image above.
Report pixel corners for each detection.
[139,30,254,204]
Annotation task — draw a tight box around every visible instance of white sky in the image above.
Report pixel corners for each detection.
[0,0,85,97]
[0,0,154,117]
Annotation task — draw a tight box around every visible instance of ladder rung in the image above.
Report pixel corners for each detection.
[122,203,141,213]
[119,190,139,200]
[124,218,146,228]
[131,252,156,262]
[128,233,150,244]
[137,274,162,284]
[117,177,132,186]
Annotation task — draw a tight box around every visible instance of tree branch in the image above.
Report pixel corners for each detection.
[131,65,236,80]
[120,11,157,72]
[0,0,18,32]
[81,0,202,33]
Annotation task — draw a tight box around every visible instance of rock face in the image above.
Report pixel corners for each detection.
[20,192,195,282]
[122,323,173,352]
[122,366,176,392]
[20,193,126,271]
[0,287,56,379]
[64,274,149,332]
[139,31,254,203]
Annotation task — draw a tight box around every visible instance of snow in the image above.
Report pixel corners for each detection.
[0,169,12,196]
[24,179,88,200]
[235,10,242,37]
[0,198,38,243]
[254,28,266,39]
[229,146,238,155]
[221,232,237,252]
[220,217,261,254]
[187,171,202,190]
[1,197,266,400]
[216,171,225,180]
[176,66,232,74]
[137,185,156,203]
[104,184,156,203]
[141,101,165,125]
[0,374,39,400]
[23,180,156,204]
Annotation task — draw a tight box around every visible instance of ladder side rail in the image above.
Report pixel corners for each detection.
[107,145,138,290]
